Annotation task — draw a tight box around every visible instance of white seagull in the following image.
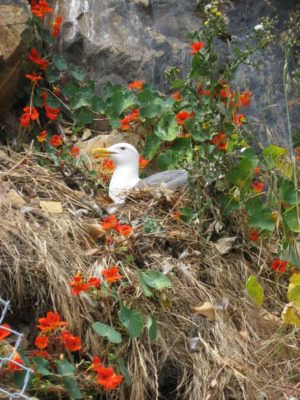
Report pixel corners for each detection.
[92,143,188,203]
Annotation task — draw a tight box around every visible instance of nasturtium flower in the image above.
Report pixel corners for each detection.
[28,48,49,70]
[102,159,115,172]
[101,266,122,283]
[238,90,253,107]
[8,355,24,371]
[45,105,60,121]
[87,277,101,288]
[51,16,63,38]
[271,258,287,273]
[31,0,53,18]
[0,324,11,341]
[49,134,63,148]
[36,130,48,142]
[34,335,49,349]
[19,106,39,127]
[176,111,193,125]
[210,132,227,150]
[128,80,143,90]
[70,147,80,158]
[61,331,82,351]
[37,312,67,332]
[97,369,123,390]
[219,86,234,100]
[250,230,259,241]
[171,91,183,101]
[100,215,119,230]
[25,72,43,84]
[69,273,90,295]
[251,181,265,193]
[115,224,133,237]
[190,41,205,54]
[120,115,131,131]
[232,113,246,126]
[139,155,149,169]
[253,166,260,175]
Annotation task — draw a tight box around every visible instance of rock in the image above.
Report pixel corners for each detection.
[0,0,30,113]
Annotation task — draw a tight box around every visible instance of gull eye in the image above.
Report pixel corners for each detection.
[120,146,126,150]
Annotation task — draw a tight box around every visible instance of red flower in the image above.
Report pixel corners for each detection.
[176,111,193,125]
[37,312,67,332]
[172,210,181,220]
[253,167,260,175]
[70,147,80,158]
[250,230,259,241]
[171,91,183,101]
[69,274,90,295]
[190,41,205,55]
[101,266,122,283]
[19,106,39,127]
[295,146,300,161]
[31,0,53,18]
[91,356,103,370]
[198,88,211,96]
[271,258,287,273]
[8,355,24,371]
[232,113,246,126]
[130,108,140,122]
[25,72,43,84]
[238,90,252,107]
[51,16,63,38]
[0,324,11,341]
[32,349,50,358]
[61,331,82,351]
[115,224,133,237]
[49,134,63,148]
[128,80,143,90]
[100,215,119,230]
[87,277,101,288]
[210,132,227,150]
[28,48,49,70]
[251,181,265,193]
[102,159,115,173]
[97,369,123,390]
[36,130,48,142]
[45,105,60,121]
[139,155,149,169]
[219,86,234,100]
[35,335,49,349]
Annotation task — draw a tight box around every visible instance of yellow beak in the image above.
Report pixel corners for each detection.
[91,147,115,159]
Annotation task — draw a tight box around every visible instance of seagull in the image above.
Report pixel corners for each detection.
[91,143,188,203]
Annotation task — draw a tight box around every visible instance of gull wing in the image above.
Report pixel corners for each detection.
[136,169,188,190]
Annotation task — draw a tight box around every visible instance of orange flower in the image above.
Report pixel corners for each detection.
[69,273,90,295]
[51,16,63,38]
[61,331,82,352]
[8,355,24,371]
[19,106,39,127]
[36,130,48,142]
[35,335,49,349]
[176,111,193,125]
[25,72,43,84]
[295,146,300,161]
[45,105,60,121]
[31,0,53,18]
[102,159,115,173]
[210,132,227,150]
[0,324,11,341]
[32,349,50,358]
[238,90,252,107]
[190,41,205,55]
[120,115,131,131]
[139,155,149,169]
[232,113,246,126]
[171,91,183,101]
[219,86,234,100]
[115,224,133,237]
[101,266,122,283]
[250,230,259,241]
[88,277,101,288]
[37,311,67,333]
[271,258,287,273]
[100,215,119,230]
[172,210,181,220]
[28,48,49,70]
[91,356,103,370]
[130,108,140,122]
[198,88,211,96]
[49,134,63,148]
[251,181,265,193]
[70,147,80,158]
[253,166,260,175]
[97,369,123,390]
[128,80,143,90]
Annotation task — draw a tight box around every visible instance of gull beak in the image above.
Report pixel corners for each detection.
[91,147,116,159]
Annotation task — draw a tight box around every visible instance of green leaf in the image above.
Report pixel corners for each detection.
[55,360,83,400]
[154,112,178,141]
[248,208,275,231]
[279,178,299,205]
[73,107,94,124]
[92,95,106,113]
[118,306,144,339]
[143,133,161,160]
[40,28,55,45]
[33,356,51,376]
[138,89,164,119]
[137,270,153,297]
[246,275,264,306]
[116,358,131,386]
[70,65,86,81]
[220,194,240,216]
[147,314,157,341]
[242,147,260,167]
[283,206,300,233]
[46,66,60,83]
[63,81,81,98]
[141,270,172,290]
[171,79,185,89]
[45,94,60,108]
[92,321,122,344]
[52,54,68,71]
[111,90,136,115]
[280,243,300,267]
[288,274,300,308]
[263,145,287,168]
[158,149,180,170]
[228,157,252,187]
[246,196,264,216]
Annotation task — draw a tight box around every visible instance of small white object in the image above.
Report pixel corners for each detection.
[254,24,264,31]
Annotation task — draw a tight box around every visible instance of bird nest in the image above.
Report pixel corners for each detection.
[0,147,299,400]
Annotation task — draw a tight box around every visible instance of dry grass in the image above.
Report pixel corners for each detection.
[0,147,299,400]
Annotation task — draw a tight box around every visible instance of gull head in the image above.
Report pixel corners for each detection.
[91,142,139,167]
